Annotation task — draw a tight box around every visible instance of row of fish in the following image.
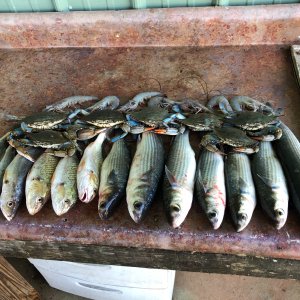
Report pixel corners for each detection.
[0,119,298,231]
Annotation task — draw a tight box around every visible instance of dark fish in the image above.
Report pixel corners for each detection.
[98,139,131,219]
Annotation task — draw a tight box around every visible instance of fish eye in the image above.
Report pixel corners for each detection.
[64,199,71,205]
[133,201,143,211]
[208,211,217,219]
[99,202,107,209]
[37,197,43,204]
[7,201,14,208]
[170,205,180,213]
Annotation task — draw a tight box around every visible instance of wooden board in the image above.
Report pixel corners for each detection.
[0,256,39,300]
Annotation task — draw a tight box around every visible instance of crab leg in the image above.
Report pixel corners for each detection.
[44,95,99,112]
[207,95,233,114]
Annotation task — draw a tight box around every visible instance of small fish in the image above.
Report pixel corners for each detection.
[252,141,288,229]
[26,152,60,215]
[195,149,226,229]
[77,132,106,203]
[0,133,9,161]
[126,132,164,223]
[0,146,16,192]
[98,139,131,219]
[225,153,256,232]
[163,130,196,228]
[273,123,300,214]
[51,154,79,216]
[0,148,41,221]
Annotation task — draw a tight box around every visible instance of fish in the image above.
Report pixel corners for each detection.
[51,154,79,216]
[273,123,300,214]
[77,131,106,203]
[251,141,288,229]
[25,152,60,215]
[0,148,42,221]
[163,130,196,228]
[126,132,164,223]
[225,153,256,232]
[0,146,16,192]
[0,133,9,161]
[98,139,131,219]
[195,149,226,229]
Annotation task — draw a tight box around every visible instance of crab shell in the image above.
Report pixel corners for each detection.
[179,113,223,131]
[21,111,67,130]
[225,111,278,131]
[128,107,173,127]
[81,110,125,128]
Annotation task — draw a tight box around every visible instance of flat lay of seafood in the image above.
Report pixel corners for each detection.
[0,91,298,232]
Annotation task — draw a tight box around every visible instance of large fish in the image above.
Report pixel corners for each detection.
[26,152,60,215]
[252,141,288,229]
[0,148,41,221]
[225,153,256,232]
[126,132,164,223]
[77,131,106,203]
[98,139,131,219]
[0,146,16,192]
[0,133,9,161]
[51,154,79,216]
[195,149,226,229]
[163,130,196,228]
[273,123,300,213]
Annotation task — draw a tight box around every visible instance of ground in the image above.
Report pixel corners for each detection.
[6,258,300,300]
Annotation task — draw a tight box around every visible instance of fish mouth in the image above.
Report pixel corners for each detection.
[236,213,248,232]
[53,199,73,216]
[98,201,110,220]
[274,209,287,229]
[129,201,145,223]
[207,210,221,230]
[79,188,97,203]
[169,204,182,228]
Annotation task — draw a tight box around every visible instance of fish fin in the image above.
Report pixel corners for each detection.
[257,174,275,188]
[107,170,117,185]
[140,169,153,182]
[196,169,208,193]
[238,177,249,194]
[165,166,181,188]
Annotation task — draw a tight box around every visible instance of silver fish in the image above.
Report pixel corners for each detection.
[195,149,226,229]
[0,146,16,192]
[77,132,106,203]
[163,130,196,228]
[273,123,300,213]
[225,153,256,232]
[126,132,164,223]
[98,139,131,219]
[0,148,41,221]
[252,141,288,229]
[26,152,60,215]
[51,154,79,216]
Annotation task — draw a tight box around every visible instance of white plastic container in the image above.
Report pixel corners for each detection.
[28,258,175,300]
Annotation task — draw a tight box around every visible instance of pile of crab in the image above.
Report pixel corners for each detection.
[0,91,296,232]
[6,93,282,159]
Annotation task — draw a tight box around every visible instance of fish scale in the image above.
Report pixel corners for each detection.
[225,153,256,232]
[0,146,16,192]
[251,141,288,229]
[126,132,164,223]
[26,153,60,215]
[98,139,131,219]
[195,149,226,229]
[163,130,196,228]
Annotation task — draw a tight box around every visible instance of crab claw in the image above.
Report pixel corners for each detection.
[233,145,259,154]
[201,133,225,155]
[248,127,282,142]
